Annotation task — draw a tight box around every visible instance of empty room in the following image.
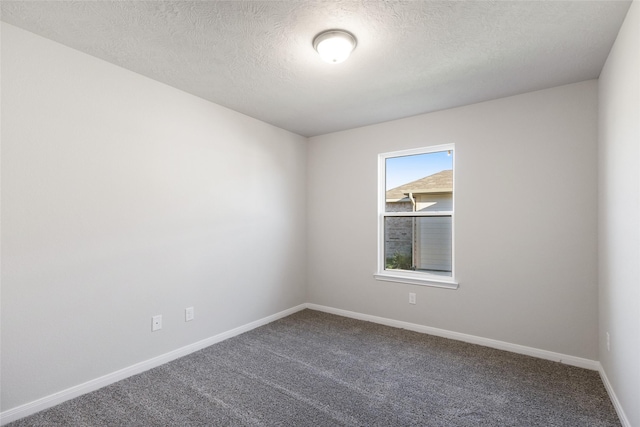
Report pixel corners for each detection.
[1,1,638,426]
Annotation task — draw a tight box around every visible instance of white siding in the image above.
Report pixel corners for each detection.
[415,216,452,272]
[416,194,452,212]
[414,193,453,272]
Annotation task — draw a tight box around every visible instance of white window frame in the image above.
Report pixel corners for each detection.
[374,144,459,289]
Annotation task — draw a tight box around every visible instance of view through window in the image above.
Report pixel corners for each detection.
[378,145,455,286]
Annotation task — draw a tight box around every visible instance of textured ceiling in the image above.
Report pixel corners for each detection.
[1,1,632,137]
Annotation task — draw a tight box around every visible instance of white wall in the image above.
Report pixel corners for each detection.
[3,7,635,421]
[0,23,307,411]
[598,1,640,425]
[308,80,599,360]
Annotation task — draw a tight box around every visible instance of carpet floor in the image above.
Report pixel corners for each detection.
[9,309,620,426]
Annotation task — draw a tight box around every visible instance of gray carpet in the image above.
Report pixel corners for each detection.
[9,309,620,426]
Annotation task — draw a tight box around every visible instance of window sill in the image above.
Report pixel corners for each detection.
[374,271,459,289]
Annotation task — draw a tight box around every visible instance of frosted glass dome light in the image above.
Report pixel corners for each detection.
[313,30,357,64]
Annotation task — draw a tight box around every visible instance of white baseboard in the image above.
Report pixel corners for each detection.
[306,303,600,371]
[0,304,307,426]
[598,364,631,427]
[310,304,632,424]
[0,302,613,426]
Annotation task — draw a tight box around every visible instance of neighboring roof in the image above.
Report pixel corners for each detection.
[386,170,453,202]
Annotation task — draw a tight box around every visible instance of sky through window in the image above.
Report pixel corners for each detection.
[385,150,453,190]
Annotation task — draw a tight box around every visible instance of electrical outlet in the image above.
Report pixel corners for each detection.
[185,307,195,322]
[606,332,610,352]
[409,293,416,305]
[152,315,162,332]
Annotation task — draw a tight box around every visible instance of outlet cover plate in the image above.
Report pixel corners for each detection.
[152,315,162,332]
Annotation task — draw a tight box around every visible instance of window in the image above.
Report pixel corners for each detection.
[374,144,458,289]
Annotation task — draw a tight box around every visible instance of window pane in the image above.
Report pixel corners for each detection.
[385,151,453,213]
[384,217,414,270]
[384,216,452,276]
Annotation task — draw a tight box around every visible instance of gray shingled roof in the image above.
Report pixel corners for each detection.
[386,170,453,202]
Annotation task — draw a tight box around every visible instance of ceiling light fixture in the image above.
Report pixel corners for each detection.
[313,30,357,64]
